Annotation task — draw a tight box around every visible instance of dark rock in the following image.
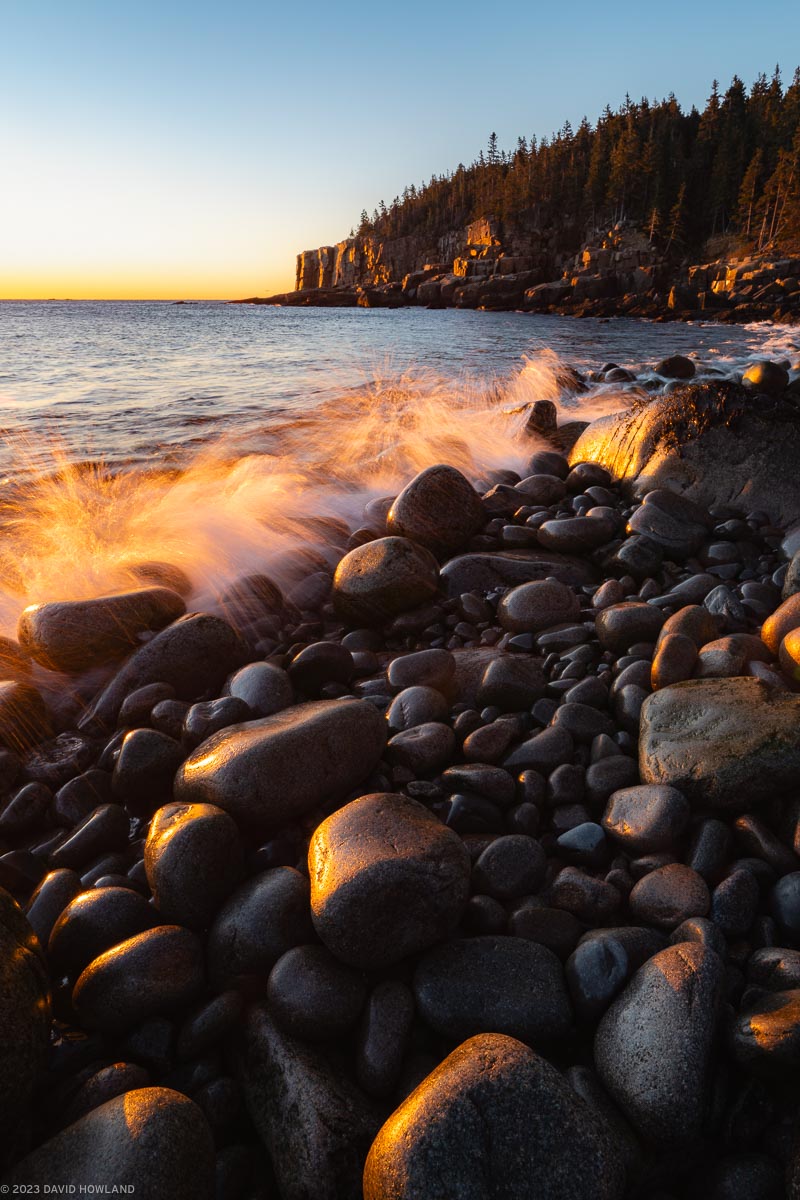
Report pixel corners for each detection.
[308,792,470,969]
[363,1033,625,1200]
[357,980,414,1098]
[48,803,129,870]
[19,588,186,674]
[498,579,580,633]
[566,934,629,1022]
[413,935,571,1044]
[48,885,157,978]
[1,1087,214,1199]
[602,784,690,853]
[144,802,244,930]
[742,360,790,395]
[0,681,51,752]
[732,989,800,1077]
[332,537,440,626]
[175,698,386,828]
[537,515,616,554]
[24,868,82,947]
[386,686,448,732]
[182,696,251,749]
[176,990,243,1059]
[596,602,664,654]
[387,648,455,692]
[761,593,800,655]
[440,551,596,597]
[472,835,546,899]
[112,729,185,815]
[72,925,204,1033]
[656,354,695,380]
[207,868,314,988]
[225,661,293,715]
[267,945,366,1040]
[387,464,486,555]
[595,941,724,1144]
[629,863,710,929]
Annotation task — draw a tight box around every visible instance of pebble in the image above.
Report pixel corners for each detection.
[225,661,293,715]
[471,835,546,899]
[356,980,415,1098]
[497,579,580,633]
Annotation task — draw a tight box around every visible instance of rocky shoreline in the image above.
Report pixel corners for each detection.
[3,353,800,1197]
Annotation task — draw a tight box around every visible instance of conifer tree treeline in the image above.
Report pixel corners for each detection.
[357,68,800,255]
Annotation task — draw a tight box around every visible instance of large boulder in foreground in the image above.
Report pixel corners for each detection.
[386,464,486,555]
[240,1005,379,1200]
[595,942,723,1145]
[639,677,800,809]
[1,1088,214,1199]
[363,1033,625,1200]
[0,889,51,1167]
[309,792,470,969]
[18,587,186,673]
[78,613,246,730]
[176,699,386,828]
[568,381,800,524]
[333,537,439,626]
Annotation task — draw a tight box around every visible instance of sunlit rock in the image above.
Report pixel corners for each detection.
[387,464,485,555]
[363,1034,625,1200]
[19,587,186,673]
[144,802,244,930]
[0,680,51,752]
[640,677,800,809]
[175,698,386,828]
[333,537,439,626]
[0,1088,214,1199]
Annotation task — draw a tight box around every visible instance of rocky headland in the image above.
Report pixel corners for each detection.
[5,354,800,1197]
[238,220,800,324]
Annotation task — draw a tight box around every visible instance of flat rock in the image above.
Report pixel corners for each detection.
[175,698,385,828]
[595,941,723,1144]
[363,1033,625,1200]
[441,551,596,596]
[1,1088,214,1200]
[639,678,800,809]
[240,1004,379,1200]
[19,587,186,673]
[309,792,470,969]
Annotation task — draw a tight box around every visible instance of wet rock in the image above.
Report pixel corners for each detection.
[363,1033,624,1200]
[629,864,710,929]
[602,784,690,853]
[656,354,695,380]
[112,729,185,816]
[0,681,51,752]
[225,662,292,716]
[207,868,314,988]
[267,945,366,1040]
[414,935,571,1044]
[0,636,32,680]
[761,593,800,655]
[440,551,596,596]
[24,868,82,947]
[357,980,415,1098]
[48,886,158,978]
[288,643,354,695]
[651,632,697,688]
[386,722,455,774]
[498,579,580,633]
[742,359,790,395]
[472,835,546,900]
[72,925,204,1034]
[732,989,800,1077]
[537,515,616,554]
[333,537,440,626]
[386,686,448,733]
[144,802,244,930]
[176,990,243,1059]
[476,655,546,710]
[308,792,470,969]
[18,587,186,673]
[1,1088,214,1199]
[218,573,283,627]
[182,696,250,749]
[628,491,709,560]
[566,934,629,1022]
[387,648,455,693]
[595,941,723,1144]
[697,633,771,678]
[240,1004,379,1200]
[640,678,800,809]
[596,602,664,653]
[711,868,759,937]
[514,473,567,506]
[0,889,51,1163]
[387,464,486,555]
[175,698,385,828]
[80,613,246,731]
[49,803,129,869]
[118,682,176,728]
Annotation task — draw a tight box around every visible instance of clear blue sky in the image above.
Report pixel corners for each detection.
[1,0,797,297]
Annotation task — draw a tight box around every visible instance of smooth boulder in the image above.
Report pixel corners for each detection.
[333,537,440,626]
[387,464,486,555]
[175,699,386,828]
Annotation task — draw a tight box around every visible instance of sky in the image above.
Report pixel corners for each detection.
[1,0,798,300]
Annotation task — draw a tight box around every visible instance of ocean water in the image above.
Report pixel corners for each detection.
[0,300,796,634]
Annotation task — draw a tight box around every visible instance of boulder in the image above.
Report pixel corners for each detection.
[363,1033,625,1200]
[144,802,244,929]
[595,942,723,1144]
[639,678,800,809]
[440,551,596,597]
[332,538,440,626]
[387,464,486,555]
[207,868,314,988]
[18,587,186,673]
[1,1088,214,1200]
[568,382,800,525]
[308,792,470,969]
[240,1004,379,1200]
[175,699,386,828]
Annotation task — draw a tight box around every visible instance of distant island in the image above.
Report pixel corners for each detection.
[238,68,800,323]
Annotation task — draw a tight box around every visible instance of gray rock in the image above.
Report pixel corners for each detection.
[0,889,51,1165]
[332,537,440,626]
[79,613,246,731]
[386,648,455,693]
[363,1033,625,1200]
[309,792,470,969]
[441,551,596,596]
[144,802,244,930]
[48,886,158,979]
[207,868,314,988]
[1,1087,214,1200]
[386,687,448,733]
[732,989,800,1077]
[639,678,800,809]
[596,602,665,654]
[72,925,204,1033]
[655,354,695,380]
[602,784,690,853]
[357,980,415,1098]
[18,587,186,673]
[498,579,580,633]
[239,1004,379,1200]
[387,464,486,555]
[476,655,546,710]
[628,864,710,930]
[175,698,385,828]
[595,941,723,1144]
[413,936,572,1044]
[225,661,293,716]
[267,944,366,1040]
